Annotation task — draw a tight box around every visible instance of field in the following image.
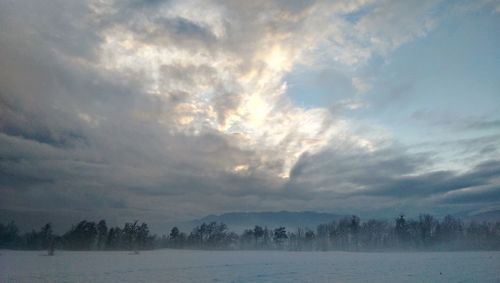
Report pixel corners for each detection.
[1,249,499,282]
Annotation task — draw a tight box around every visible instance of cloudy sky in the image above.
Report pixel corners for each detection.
[1,0,500,230]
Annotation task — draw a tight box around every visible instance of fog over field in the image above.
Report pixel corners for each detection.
[1,0,500,281]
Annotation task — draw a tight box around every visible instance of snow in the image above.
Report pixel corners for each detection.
[1,249,499,282]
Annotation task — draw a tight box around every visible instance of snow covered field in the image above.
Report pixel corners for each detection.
[1,249,499,282]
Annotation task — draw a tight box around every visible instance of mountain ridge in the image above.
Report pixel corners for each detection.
[187,210,348,232]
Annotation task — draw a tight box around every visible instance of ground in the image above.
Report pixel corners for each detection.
[1,249,499,282]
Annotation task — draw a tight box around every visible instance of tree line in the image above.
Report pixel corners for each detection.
[0,220,155,251]
[1,214,500,252]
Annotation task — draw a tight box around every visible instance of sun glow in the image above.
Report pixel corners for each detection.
[266,45,289,71]
[96,18,373,179]
[232,164,250,173]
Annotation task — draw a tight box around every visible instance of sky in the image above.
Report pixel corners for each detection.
[1,0,500,231]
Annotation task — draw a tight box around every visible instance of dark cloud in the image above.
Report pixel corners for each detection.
[289,146,426,186]
[288,145,500,207]
[437,185,500,205]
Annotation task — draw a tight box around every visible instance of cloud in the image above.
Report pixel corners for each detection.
[0,0,498,230]
[288,145,500,209]
[351,77,372,94]
[92,0,385,177]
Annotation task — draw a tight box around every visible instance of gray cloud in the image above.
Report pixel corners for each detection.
[1,0,498,232]
[288,146,500,206]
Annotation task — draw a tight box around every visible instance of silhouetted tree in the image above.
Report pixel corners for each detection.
[106,227,122,250]
[97,220,108,250]
[170,227,180,239]
[418,214,436,247]
[395,215,410,247]
[253,225,264,248]
[336,217,351,249]
[317,222,334,251]
[240,229,254,249]
[436,215,463,247]
[63,220,98,250]
[2,214,500,251]
[304,230,315,250]
[136,222,151,249]
[123,221,139,250]
[350,215,360,250]
[273,227,287,249]
[360,219,389,250]
[168,227,181,248]
[40,223,53,250]
[0,221,20,248]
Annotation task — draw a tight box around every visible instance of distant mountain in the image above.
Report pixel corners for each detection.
[186,211,347,232]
